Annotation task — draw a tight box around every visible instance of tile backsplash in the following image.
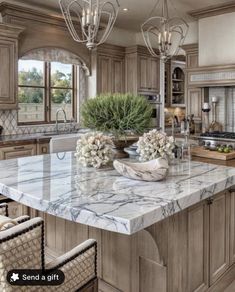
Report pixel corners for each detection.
[208,86,235,132]
[0,110,70,135]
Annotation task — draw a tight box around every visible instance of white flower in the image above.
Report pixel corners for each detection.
[74,132,114,168]
[137,130,174,162]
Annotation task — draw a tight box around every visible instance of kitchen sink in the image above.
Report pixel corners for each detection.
[48,129,90,153]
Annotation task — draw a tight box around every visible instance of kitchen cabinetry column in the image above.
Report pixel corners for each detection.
[182,44,203,122]
[0,23,24,109]
[88,44,125,97]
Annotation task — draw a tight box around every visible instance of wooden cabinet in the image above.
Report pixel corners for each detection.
[0,24,24,109]
[0,139,50,160]
[187,191,232,291]
[111,58,124,93]
[0,144,37,160]
[125,45,160,95]
[188,201,209,292]
[182,44,202,121]
[96,44,125,94]
[138,56,159,93]
[187,88,203,120]
[209,192,230,285]
[230,191,235,264]
[98,55,111,93]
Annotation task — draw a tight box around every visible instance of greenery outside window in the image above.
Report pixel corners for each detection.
[18,59,76,125]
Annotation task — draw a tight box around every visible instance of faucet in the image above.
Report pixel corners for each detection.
[55,108,67,133]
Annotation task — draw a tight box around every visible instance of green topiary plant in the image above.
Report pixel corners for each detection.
[81,93,153,138]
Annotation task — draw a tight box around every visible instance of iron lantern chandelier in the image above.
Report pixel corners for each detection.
[141,0,189,61]
[60,0,120,50]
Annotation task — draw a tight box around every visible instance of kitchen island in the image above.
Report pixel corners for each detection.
[0,152,234,292]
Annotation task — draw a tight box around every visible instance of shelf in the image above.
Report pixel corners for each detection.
[173,91,184,94]
[172,79,184,82]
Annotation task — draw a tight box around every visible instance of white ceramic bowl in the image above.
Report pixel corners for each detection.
[113,158,169,182]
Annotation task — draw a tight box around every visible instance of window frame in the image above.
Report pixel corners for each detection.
[18,60,77,126]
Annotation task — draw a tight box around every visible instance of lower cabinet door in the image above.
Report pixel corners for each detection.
[209,191,230,285]
[188,201,209,292]
[230,192,235,264]
[0,144,37,160]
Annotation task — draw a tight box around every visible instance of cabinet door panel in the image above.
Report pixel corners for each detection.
[150,58,159,92]
[98,56,111,94]
[125,54,137,94]
[209,192,230,285]
[0,145,37,160]
[0,41,15,106]
[230,192,235,264]
[188,201,209,292]
[187,88,202,120]
[112,58,124,93]
[139,56,149,91]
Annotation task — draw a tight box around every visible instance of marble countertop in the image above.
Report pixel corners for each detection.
[0,152,235,235]
[0,133,51,146]
[0,129,91,147]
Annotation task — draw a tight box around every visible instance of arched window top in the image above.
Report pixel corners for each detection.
[21,47,83,66]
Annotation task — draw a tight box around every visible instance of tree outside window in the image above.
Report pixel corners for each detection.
[18,60,76,124]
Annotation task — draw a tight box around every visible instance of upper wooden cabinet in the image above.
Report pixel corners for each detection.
[187,88,203,121]
[0,24,24,110]
[182,44,199,69]
[125,46,160,95]
[96,44,125,94]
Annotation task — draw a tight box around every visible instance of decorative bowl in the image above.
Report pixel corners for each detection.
[113,157,169,182]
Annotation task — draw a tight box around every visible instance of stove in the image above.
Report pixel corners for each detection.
[198,132,235,150]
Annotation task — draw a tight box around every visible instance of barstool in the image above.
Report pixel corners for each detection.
[0,203,98,292]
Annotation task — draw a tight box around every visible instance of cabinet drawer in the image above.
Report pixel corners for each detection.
[0,144,37,160]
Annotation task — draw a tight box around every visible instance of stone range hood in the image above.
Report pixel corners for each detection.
[187,65,235,88]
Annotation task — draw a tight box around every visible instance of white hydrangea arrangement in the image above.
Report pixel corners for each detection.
[75,132,114,169]
[137,129,175,162]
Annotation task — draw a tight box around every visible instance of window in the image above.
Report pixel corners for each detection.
[18,60,76,124]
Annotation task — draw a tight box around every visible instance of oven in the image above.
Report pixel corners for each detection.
[143,94,161,128]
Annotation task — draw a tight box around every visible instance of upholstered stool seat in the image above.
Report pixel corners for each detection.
[0,203,97,292]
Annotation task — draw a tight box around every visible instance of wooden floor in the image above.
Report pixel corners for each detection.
[224,280,235,292]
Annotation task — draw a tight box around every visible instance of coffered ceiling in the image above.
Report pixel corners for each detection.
[1,0,233,31]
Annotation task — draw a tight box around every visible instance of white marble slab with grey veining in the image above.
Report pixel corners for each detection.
[0,152,235,235]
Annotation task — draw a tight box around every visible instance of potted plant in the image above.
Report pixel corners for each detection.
[81,93,153,158]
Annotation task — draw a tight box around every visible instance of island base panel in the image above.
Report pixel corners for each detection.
[20,190,235,292]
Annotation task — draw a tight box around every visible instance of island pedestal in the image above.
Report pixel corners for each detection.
[23,189,235,292]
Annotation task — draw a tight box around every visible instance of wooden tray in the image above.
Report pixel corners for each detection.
[191,146,235,161]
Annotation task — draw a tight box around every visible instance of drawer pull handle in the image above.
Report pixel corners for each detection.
[13,146,25,150]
